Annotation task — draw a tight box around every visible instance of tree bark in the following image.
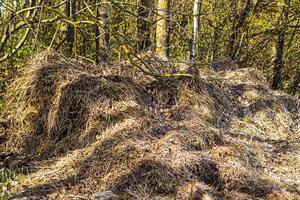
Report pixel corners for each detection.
[289,71,300,95]
[137,0,152,51]
[103,1,110,63]
[155,0,169,58]
[272,0,290,90]
[65,0,76,56]
[228,0,251,60]
[165,0,171,57]
[190,0,202,64]
[95,4,100,64]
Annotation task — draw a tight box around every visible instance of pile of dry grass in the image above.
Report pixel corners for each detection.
[3,51,300,199]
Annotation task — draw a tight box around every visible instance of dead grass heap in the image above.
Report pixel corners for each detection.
[3,51,300,199]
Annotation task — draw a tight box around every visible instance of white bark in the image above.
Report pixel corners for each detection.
[190,0,201,63]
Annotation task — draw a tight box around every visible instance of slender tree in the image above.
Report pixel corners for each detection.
[137,0,152,51]
[103,1,110,63]
[272,0,291,90]
[65,0,76,56]
[228,0,252,60]
[190,0,202,63]
[155,0,169,58]
[289,71,300,95]
[95,2,100,64]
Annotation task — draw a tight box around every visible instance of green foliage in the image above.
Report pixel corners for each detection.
[0,0,299,97]
[0,169,17,184]
[0,169,25,199]
[243,115,251,126]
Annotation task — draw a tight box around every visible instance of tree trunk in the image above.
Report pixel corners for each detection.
[190,0,202,63]
[95,4,100,64]
[272,0,290,90]
[137,0,152,51]
[103,1,110,63]
[165,0,171,57]
[289,71,300,95]
[155,0,169,58]
[228,0,251,60]
[211,27,220,62]
[65,0,76,56]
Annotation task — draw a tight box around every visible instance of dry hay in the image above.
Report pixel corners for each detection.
[2,50,300,199]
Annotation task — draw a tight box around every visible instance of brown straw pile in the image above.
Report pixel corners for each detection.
[3,50,300,199]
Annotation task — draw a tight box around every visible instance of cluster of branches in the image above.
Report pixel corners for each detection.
[0,0,300,95]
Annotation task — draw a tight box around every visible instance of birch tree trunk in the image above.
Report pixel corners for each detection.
[155,0,169,58]
[190,0,202,63]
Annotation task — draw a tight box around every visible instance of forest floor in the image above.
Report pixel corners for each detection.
[0,51,299,200]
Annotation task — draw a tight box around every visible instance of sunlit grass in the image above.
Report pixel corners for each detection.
[0,168,25,199]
